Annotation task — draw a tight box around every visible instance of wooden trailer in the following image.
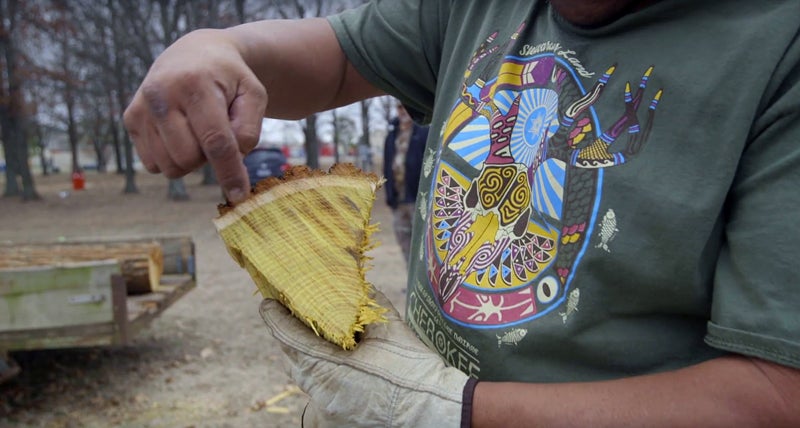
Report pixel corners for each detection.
[0,236,196,383]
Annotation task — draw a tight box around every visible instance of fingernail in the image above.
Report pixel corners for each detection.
[228,187,246,204]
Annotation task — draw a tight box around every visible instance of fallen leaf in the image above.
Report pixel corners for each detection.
[200,348,214,359]
[265,385,303,406]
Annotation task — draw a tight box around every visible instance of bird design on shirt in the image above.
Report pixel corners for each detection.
[422,25,663,328]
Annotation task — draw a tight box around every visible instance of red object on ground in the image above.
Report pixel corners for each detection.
[72,171,85,190]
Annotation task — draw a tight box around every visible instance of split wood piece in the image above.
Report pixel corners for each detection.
[0,241,164,295]
[214,163,388,350]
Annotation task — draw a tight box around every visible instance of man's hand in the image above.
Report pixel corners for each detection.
[260,290,470,428]
[123,18,383,204]
[124,29,267,204]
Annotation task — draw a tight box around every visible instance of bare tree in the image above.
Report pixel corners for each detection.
[0,0,374,204]
[185,0,221,186]
[378,95,396,128]
[0,0,41,200]
[330,109,341,164]
[109,0,141,193]
[70,2,127,175]
[268,0,368,168]
[161,2,192,199]
[47,3,84,176]
[331,108,359,163]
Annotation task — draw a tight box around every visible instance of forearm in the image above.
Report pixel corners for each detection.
[225,18,384,120]
[472,355,799,427]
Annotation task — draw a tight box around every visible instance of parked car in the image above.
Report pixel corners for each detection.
[243,147,290,186]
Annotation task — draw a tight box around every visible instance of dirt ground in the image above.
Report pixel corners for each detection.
[0,163,408,428]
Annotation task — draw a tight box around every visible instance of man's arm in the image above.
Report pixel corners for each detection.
[473,355,800,427]
[259,285,800,427]
[123,18,383,203]
[227,18,383,120]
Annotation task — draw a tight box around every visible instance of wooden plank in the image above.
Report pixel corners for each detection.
[111,274,130,345]
[127,275,195,339]
[0,322,117,350]
[0,242,163,294]
[0,234,193,277]
[0,274,194,351]
[157,237,196,277]
[0,261,119,332]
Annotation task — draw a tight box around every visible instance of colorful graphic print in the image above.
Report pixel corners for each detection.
[424,28,663,328]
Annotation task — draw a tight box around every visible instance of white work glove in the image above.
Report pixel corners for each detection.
[260,290,471,428]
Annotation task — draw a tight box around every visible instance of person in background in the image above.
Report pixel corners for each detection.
[356,142,373,172]
[383,103,429,264]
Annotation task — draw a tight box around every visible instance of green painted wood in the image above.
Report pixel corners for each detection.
[0,236,196,352]
[0,261,120,332]
[0,322,116,350]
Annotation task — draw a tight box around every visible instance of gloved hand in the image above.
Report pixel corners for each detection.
[260,290,471,427]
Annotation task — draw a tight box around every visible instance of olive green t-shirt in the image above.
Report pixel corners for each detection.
[329,0,800,382]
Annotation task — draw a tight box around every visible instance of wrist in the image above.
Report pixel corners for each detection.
[461,377,479,428]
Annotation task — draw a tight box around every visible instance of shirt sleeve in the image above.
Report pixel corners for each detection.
[327,0,452,124]
[705,34,800,369]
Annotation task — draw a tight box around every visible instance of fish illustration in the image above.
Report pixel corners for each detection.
[595,209,619,252]
[559,288,580,324]
[423,147,437,178]
[496,328,527,348]
[417,234,426,262]
[418,191,428,220]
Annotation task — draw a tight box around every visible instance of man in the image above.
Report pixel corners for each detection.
[124,0,800,426]
[383,103,429,264]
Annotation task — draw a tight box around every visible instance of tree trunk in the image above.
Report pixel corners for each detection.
[38,147,49,176]
[201,164,217,185]
[92,139,108,173]
[0,1,39,200]
[107,93,124,174]
[2,123,39,200]
[34,123,50,176]
[360,99,371,147]
[91,106,107,173]
[0,131,22,198]
[109,0,137,193]
[304,113,319,169]
[235,0,246,23]
[167,178,190,201]
[65,84,81,175]
[358,100,373,172]
[382,95,394,127]
[122,132,138,193]
[332,109,340,164]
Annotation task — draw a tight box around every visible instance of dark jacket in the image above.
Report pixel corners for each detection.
[383,118,429,209]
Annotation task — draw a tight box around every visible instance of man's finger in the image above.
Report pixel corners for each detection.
[130,129,160,174]
[147,124,183,178]
[125,101,160,174]
[185,86,250,204]
[156,112,206,175]
[229,76,268,155]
